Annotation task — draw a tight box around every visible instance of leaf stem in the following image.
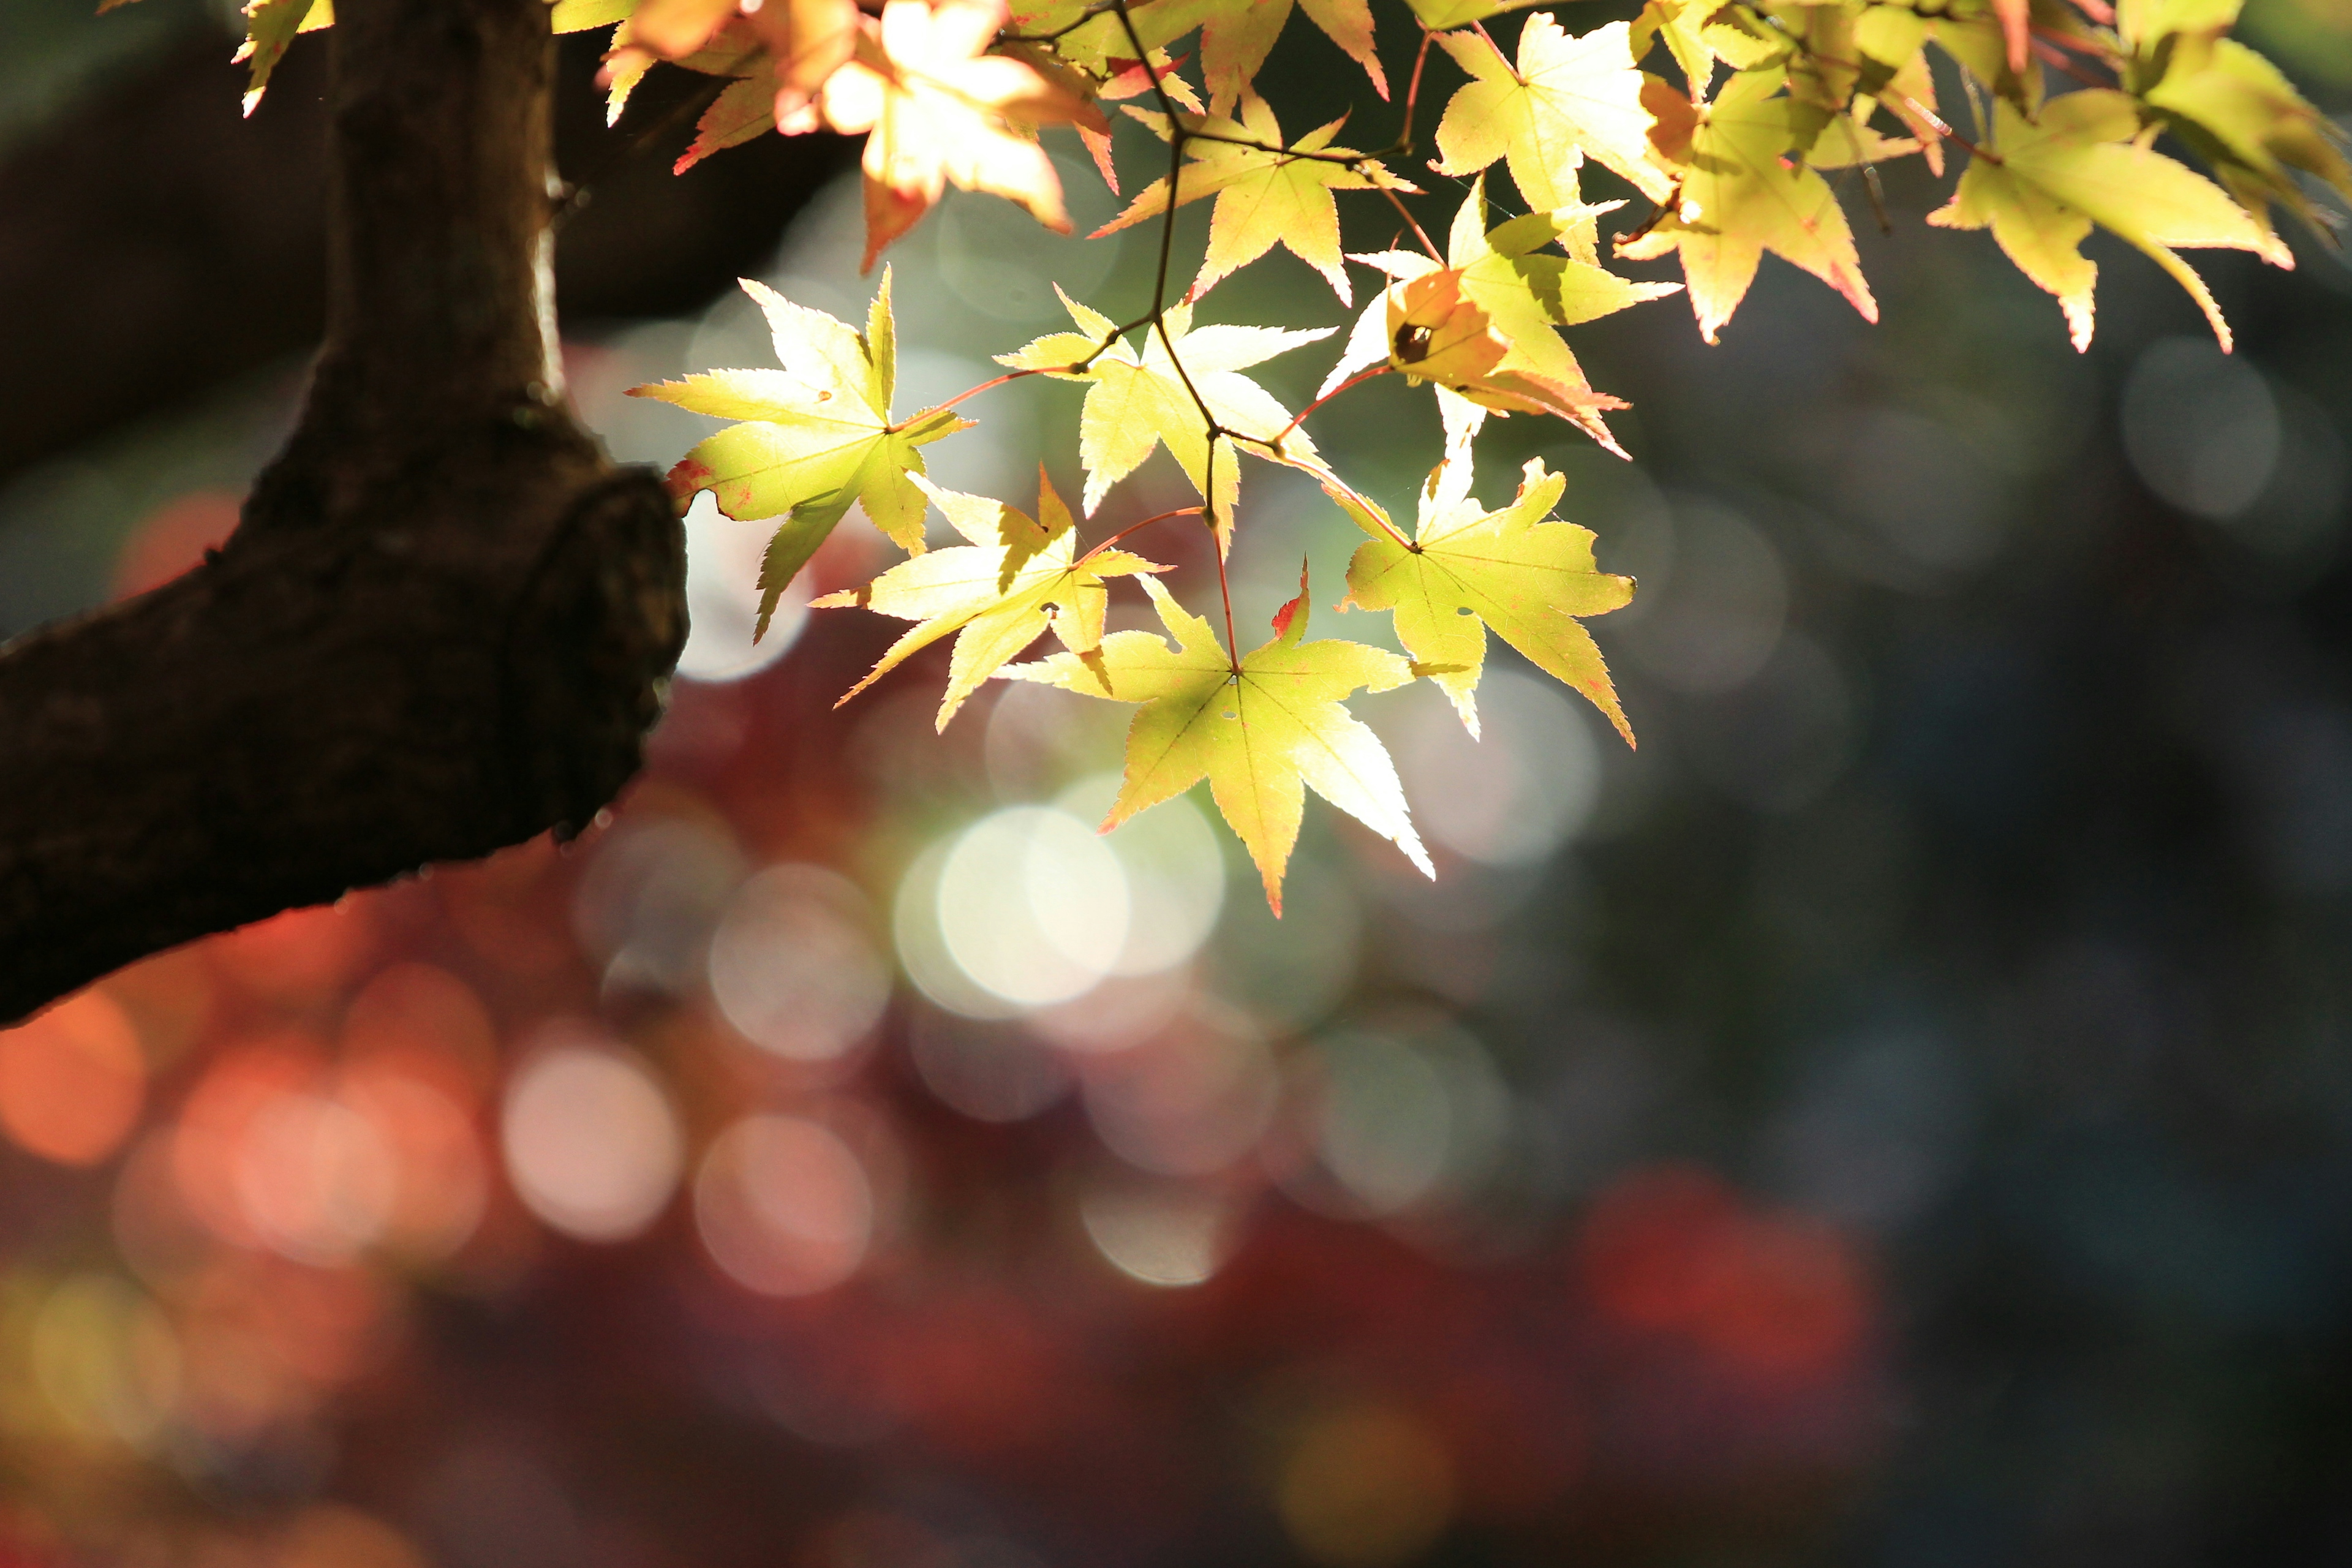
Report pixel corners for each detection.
[1396,29,1435,157]
[1076,505,1204,565]
[1114,0,1239,545]
[902,368,1036,423]
[1269,364,1393,448]
[1206,444,1240,673]
[1378,184,1445,260]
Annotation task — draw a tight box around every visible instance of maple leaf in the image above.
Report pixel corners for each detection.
[1616,67,1879,344]
[632,271,971,635]
[620,0,737,58]
[600,2,861,135]
[1432,15,1676,210]
[995,291,1331,549]
[1194,0,1387,116]
[1319,180,1679,452]
[602,13,760,127]
[233,0,330,116]
[549,0,636,31]
[2127,4,2352,246]
[1002,570,1430,914]
[1018,0,1386,112]
[812,469,1167,728]
[1338,448,1635,744]
[1406,0,1547,28]
[816,0,1108,272]
[1071,50,1205,192]
[1095,94,1416,305]
[1926,89,2283,352]
[676,74,784,173]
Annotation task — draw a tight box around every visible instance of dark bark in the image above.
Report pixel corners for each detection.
[0,23,854,491]
[0,0,688,1023]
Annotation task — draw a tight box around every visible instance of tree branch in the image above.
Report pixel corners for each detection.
[0,0,687,1023]
[0,26,857,497]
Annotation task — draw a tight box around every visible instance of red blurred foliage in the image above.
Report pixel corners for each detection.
[1579,1164,1874,1384]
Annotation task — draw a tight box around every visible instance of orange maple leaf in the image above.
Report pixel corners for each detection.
[818,0,1108,271]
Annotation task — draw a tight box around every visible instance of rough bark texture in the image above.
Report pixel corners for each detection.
[0,0,687,1023]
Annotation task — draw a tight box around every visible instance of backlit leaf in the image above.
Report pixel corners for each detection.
[634,270,971,635]
[1926,89,2283,350]
[1096,94,1415,304]
[1433,14,1676,209]
[997,291,1331,549]
[1616,67,1879,344]
[1003,571,1430,913]
[1338,452,1635,743]
[814,469,1167,728]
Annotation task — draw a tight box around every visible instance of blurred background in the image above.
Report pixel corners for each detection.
[3,0,2351,1563]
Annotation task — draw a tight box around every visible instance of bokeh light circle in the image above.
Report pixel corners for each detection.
[501,1035,684,1243]
[0,991,146,1167]
[1054,773,1226,975]
[676,491,808,682]
[1390,669,1601,865]
[935,805,1131,1008]
[1079,1178,1234,1287]
[693,1115,874,1297]
[708,864,892,1061]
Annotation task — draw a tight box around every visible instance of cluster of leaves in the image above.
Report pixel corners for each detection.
[165,0,2348,909]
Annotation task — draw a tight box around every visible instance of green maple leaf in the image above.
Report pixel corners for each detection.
[1927,89,2283,351]
[812,469,1166,729]
[2132,12,2352,245]
[1096,93,1415,305]
[633,269,970,635]
[1616,67,1879,344]
[1319,179,1679,451]
[1432,14,1676,209]
[995,290,1330,550]
[1002,570,1430,914]
[1338,450,1635,744]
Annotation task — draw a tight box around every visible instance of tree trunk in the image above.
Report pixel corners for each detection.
[0,0,687,1023]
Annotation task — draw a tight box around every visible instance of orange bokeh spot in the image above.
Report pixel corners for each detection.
[112,489,242,601]
[0,990,146,1166]
[341,962,499,1101]
[208,901,379,1003]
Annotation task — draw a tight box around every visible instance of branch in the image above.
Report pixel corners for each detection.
[0,26,856,499]
[0,0,687,1023]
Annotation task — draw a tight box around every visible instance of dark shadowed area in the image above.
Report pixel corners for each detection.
[1,1,2349,1565]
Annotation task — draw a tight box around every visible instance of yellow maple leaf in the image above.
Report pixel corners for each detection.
[232,0,330,116]
[817,0,1108,271]
[1318,180,1678,452]
[1337,447,1635,744]
[1095,94,1415,305]
[812,469,1167,728]
[1616,67,1879,344]
[1003,570,1430,914]
[631,271,970,633]
[1432,14,1676,209]
[995,290,1331,549]
[1016,0,1386,112]
[1927,89,2283,351]
[1193,0,1387,115]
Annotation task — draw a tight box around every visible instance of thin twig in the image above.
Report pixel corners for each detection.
[1114,0,1244,665]
[1077,505,1205,566]
[1269,364,1393,447]
[904,368,1035,422]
